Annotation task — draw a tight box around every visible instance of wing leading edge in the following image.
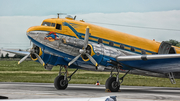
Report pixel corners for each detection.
[116,54,180,74]
[116,54,180,61]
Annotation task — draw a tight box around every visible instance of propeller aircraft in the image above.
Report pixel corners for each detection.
[4,14,180,92]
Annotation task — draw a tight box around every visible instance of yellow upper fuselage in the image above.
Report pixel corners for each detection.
[27,17,180,55]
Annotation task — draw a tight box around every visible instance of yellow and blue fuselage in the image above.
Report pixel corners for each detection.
[26,17,180,74]
[27,17,180,55]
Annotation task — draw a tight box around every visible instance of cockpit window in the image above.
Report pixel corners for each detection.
[42,22,56,27]
[51,23,55,27]
[42,22,51,26]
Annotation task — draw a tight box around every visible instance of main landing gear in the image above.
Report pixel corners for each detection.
[105,66,130,92]
[54,65,130,92]
[54,65,78,90]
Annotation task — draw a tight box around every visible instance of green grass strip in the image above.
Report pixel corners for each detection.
[0,60,180,87]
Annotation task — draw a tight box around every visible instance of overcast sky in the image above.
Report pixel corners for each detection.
[0,0,180,49]
[1,0,180,16]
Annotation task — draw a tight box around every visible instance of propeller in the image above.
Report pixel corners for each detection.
[68,26,98,66]
[30,40,31,46]
[18,54,30,64]
[33,52,45,66]
[18,45,45,66]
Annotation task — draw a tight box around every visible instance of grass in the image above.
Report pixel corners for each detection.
[0,60,180,88]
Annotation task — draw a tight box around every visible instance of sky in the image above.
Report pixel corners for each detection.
[0,0,180,49]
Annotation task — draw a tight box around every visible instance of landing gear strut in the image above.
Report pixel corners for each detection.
[105,66,130,92]
[54,65,78,90]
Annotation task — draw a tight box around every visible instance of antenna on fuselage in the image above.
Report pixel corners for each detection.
[57,13,60,18]
[74,16,76,20]
[57,13,67,18]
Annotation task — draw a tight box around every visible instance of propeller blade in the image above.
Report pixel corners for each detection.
[33,44,36,48]
[34,53,45,66]
[83,26,90,49]
[18,53,30,64]
[85,53,98,66]
[68,54,81,66]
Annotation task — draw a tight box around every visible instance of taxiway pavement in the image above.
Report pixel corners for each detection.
[0,82,180,101]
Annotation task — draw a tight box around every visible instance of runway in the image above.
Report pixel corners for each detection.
[0,82,180,101]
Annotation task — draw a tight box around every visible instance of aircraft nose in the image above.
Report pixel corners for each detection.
[26,26,49,38]
[26,26,38,33]
[26,31,39,38]
[27,31,49,38]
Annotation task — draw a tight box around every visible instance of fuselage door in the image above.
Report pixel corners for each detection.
[54,19,65,34]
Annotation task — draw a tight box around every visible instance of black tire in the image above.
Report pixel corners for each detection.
[54,75,68,90]
[0,96,8,99]
[105,77,120,92]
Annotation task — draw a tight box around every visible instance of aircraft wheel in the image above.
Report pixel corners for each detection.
[54,75,68,90]
[105,77,120,92]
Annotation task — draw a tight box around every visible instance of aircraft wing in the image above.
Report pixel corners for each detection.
[116,54,180,61]
[2,49,30,56]
[116,54,180,73]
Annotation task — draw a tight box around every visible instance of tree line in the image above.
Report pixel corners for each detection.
[165,39,180,47]
[1,53,9,58]
[1,53,24,58]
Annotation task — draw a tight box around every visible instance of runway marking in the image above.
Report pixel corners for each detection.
[69,85,105,89]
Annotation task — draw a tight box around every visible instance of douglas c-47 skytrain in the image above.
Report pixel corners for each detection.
[5,14,180,92]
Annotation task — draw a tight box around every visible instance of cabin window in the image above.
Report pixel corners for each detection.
[56,24,62,30]
[109,41,114,46]
[51,23,55,27]
[120,44,124,49]
[42,22,51,26]
[131,47,135,52]
[141,50,146,54]
[98,38,103,44]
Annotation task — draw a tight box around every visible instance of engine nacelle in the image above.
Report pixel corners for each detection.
[61,36,126,67]
[30,46,43,61]
[61,37,84,48]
